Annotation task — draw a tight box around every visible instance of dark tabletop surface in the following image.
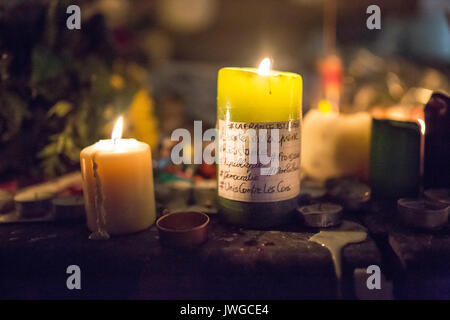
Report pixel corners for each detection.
[0,213,383,299]
[363,203,450,299]
[2,201,450,299]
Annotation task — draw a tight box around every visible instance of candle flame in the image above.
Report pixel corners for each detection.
[417,118,425,135]
[111,116,123,140]
[258,58,271,76]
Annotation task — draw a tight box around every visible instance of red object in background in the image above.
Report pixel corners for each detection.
[58,185,83,197]
[112,28,135,55]
[0,180,18,194]
[424,92,450,189]
[320,55,342,88]
[319,55,342,112]
[197,163,216,179]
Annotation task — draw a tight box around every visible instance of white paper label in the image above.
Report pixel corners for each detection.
[218,119,301,202]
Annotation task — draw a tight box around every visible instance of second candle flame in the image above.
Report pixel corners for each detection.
[258,58,271,76]
[111,116,123,140]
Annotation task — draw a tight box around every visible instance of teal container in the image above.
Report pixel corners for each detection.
[370,118,421,199]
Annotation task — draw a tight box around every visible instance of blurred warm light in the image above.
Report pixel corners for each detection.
[372,106,425,128]
[258,58,271,76]
[111,116,124,140]
[110,74,124,89]
[371,107,385,119]
[386,107,410,121]
[318,100,332,114]
[415,88,433,105]
[417,118,426,135]
[410,107,424,122]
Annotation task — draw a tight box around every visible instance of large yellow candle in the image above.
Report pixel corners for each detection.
[217,58,302,228]
[80,117,156,238]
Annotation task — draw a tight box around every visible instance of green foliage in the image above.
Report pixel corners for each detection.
[47,101,72,118]
[0,0,142,179]
[0,92,29,142]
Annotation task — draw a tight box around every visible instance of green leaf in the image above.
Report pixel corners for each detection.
[38,142,57,159]
[48,101,72,118]
[56,134,66,153]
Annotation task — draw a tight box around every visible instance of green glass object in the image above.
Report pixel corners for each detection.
[370,118,421,199]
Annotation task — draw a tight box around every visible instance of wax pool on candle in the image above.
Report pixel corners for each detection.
[217,59,302,228]
[80,118,156,237]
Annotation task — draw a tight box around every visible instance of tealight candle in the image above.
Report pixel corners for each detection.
[80,117,156,238]
[298,203,343,228]
[397,198,449,230]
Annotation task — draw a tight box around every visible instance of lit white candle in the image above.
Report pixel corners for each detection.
[80,117,156,238]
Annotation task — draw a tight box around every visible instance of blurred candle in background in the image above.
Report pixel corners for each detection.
[424,92,450,189]
[301,101,372,182]
[370,118,421,199]
[80,117,156,238]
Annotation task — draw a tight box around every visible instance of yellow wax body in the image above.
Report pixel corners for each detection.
[302,110,372,181]
[218,67,302,121]
[80,139,156,235]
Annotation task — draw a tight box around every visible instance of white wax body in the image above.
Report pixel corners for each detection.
[302,110,372,181]
[80,139,156,235]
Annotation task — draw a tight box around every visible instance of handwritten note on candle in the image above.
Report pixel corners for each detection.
[218,120,300,202]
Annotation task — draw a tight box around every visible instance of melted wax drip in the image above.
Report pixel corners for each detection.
[89,154,110,240]
[309,220,367,298]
